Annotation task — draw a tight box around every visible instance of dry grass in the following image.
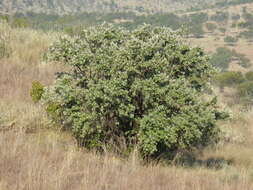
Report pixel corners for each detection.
[1,22,253,190]
[0,129,252,190]
[0,22,62,101]
[202,108,253,169]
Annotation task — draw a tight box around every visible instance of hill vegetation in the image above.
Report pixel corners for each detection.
[0,0,229,14]
[1,0,253,189]
[1,22,253,189]
[1,0,253,15]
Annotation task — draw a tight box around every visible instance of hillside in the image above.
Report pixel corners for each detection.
[186,2,253,72]
[2,1,252,73]
[0,0,237,15]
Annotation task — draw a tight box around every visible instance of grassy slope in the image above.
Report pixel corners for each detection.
[186,3,253,72]
[1,22,253,189]
[0,129,252,190]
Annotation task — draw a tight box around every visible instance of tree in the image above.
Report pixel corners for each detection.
[42,25,227,159]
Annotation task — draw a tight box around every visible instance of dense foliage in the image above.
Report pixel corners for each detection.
[42,25,227,158]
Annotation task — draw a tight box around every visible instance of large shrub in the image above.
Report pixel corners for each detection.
[43,25,227,158]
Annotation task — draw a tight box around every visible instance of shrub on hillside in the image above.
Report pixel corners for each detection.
[42,25,227,158]
[236,53,251,68]
[239,29,253,40]
[214,71,244,89]
[245,71,253,81]
[211,11,229,23]
[189,24,205,38]
[219,27,226,34]
[210,47,250,71]
[224,36,238,45]
[206,23,217,32]
[209,47,233,71]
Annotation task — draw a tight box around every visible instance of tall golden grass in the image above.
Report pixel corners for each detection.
[1,21,253,189]
[0,129,252,190]
[0,21,62,101]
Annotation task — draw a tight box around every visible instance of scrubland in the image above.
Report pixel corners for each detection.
[1,22,253,190]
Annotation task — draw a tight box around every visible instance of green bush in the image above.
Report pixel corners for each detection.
[245,71,253,81]
[224,36,238,45]
[30,81,45,103]
[214,71,244,88]
[209,47,233,71]
[209,47,250,71]
[43,25,227,158]
[237,54,251,68]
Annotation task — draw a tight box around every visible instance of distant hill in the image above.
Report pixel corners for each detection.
[0,0,227,15]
